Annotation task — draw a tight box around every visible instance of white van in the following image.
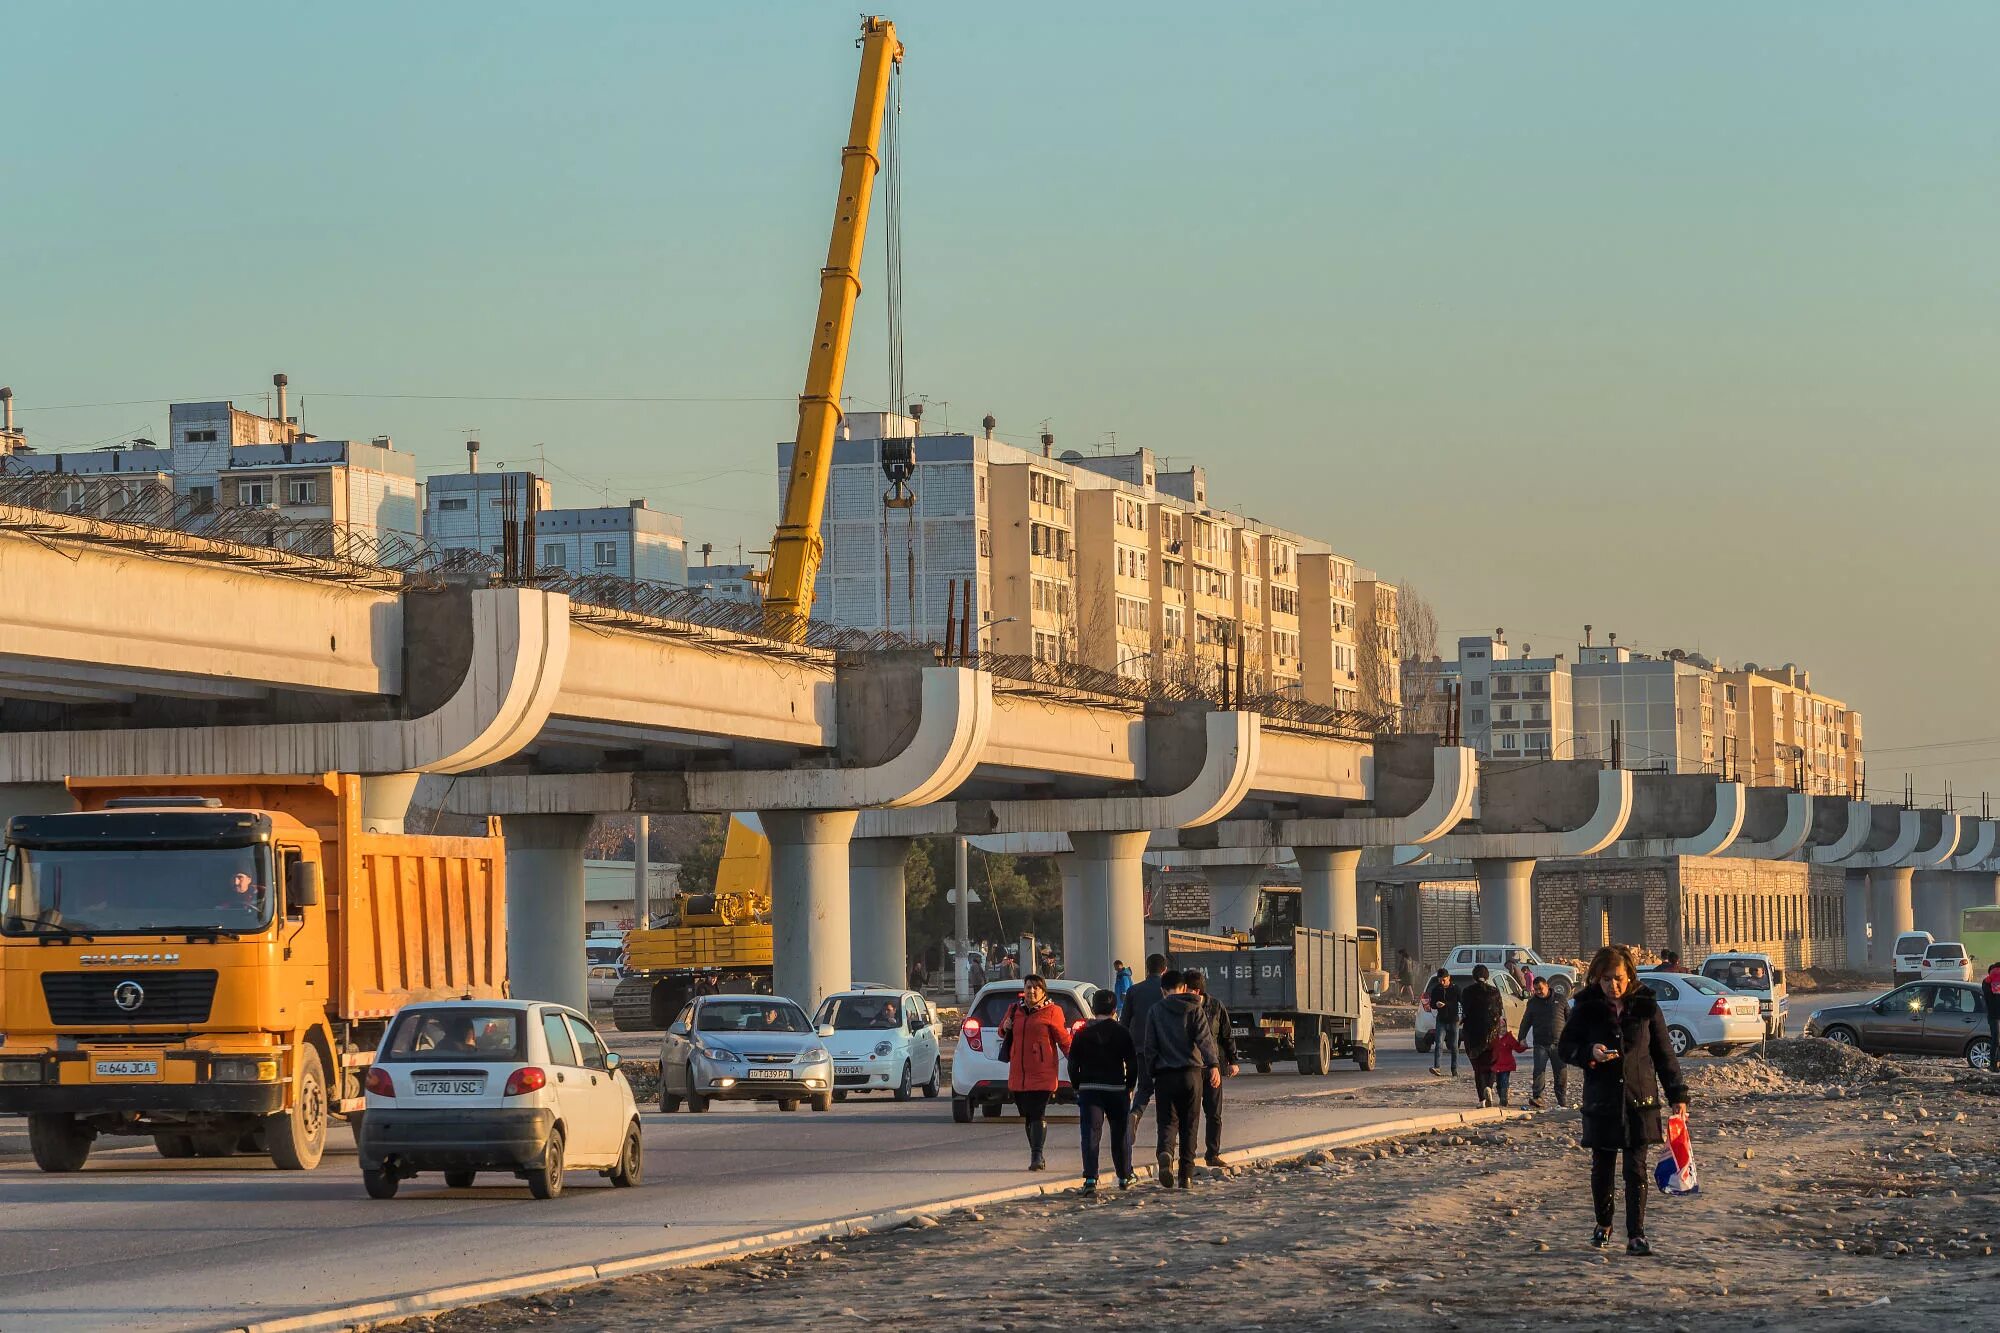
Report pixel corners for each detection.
[1698,951,1788,1039]
[1891,931,1934,984]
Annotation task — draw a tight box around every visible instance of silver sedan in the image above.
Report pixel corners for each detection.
[656,994,835,1113]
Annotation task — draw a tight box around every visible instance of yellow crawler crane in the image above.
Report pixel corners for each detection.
[615,18,904,1028]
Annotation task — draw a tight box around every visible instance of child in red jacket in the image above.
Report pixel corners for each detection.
[1491,1031,1526,1108]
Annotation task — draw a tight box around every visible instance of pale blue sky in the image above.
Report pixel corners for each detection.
[7,3,1999,797]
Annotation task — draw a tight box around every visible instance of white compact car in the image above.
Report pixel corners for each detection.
[1636,969,1765,1055]
[357,1000,643,1200]
[951,979,1097,1123]
[813,986,943,1101]
[1920,942,1974,983]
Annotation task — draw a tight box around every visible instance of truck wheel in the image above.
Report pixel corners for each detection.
[527,1128,566,1199]
[28,1113,94,1173]
[1549,977,1572,1002]
[154,1133,197,1159]
[953,1096,973,1123]
[1354,1044,1376,1072]
[268,1047,328,1171]
[362,1167,400,1200]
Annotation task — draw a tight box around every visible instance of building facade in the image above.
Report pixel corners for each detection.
[1719,664,1863,797]
[422,471,688,585]
[1430,633,1576,761]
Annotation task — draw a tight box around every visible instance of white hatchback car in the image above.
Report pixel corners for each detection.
[813,987,943,1101]
[950,979,1097,1123]
[1636,969,1765,1056]
[357,1000,643,1200]
[1920,942,1974,983]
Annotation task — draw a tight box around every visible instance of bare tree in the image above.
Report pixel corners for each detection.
[1360,581,1444,731]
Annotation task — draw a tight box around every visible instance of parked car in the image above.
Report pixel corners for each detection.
[1804,981,1992,1070]
[1414,969,1528,1053]
[813,985,943,1101]
[356,999,643,1200]
[1920,941,1973,983]
[1441,944,1580,1000]
[1890,931,1935,984]
[950,979,1097,1124]
[1636,968,1764,1056]
[1698,950,1789,1038]
[585,931,626,967]
[587,964,624,1008]
[657,994,835,1113]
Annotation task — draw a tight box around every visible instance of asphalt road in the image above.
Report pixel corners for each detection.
[0,991,1877,1332]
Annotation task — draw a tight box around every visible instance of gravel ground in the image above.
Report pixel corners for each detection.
[413,1041,1999,1332]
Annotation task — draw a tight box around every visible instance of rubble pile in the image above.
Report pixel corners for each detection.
[1758,1037,1900,1084]
[1687,1055,1798,1096]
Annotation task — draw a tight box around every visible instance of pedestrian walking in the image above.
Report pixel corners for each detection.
[1138,969,1220,1189]
[1983,960,2000,1060]
[1423,968,1459,1076]
[967,949,987,992]
[1557,944,1689,1256]
[1459,963,1507,1107]
[1657,950,1685,973]
[999,974,1072,1171]
[1490,1029,1525,1107]
[1113,959,1134,1013]
[1519,975,1570,1108]
[1120,953,1169,1153]
[1068,989,1138,1192]
[1394,948,1415,1003]
[1184,969,1239,1166]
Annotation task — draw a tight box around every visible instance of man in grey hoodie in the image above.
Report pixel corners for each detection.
[1139,970,1221,1189]
[1119,953,1169,1155]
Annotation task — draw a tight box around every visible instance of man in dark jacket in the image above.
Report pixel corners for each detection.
[1422,968,1459,1076]
[1457,963,1508,1107]
[1068,989,1138,1192]
[1119,953,1169,1152]
[1518,975,1569,1108]
[1139,970,1221,1189]
[1184,970,1239,1167]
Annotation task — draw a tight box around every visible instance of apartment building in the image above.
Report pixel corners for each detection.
[1720,663,1863,796]
[0,442,174,511]
[422,469,688,584]
[1430,634,1576,761]
[1354,574,1400,717]
[781,422,1390,706]
[1571,643,1732,774]
[689,563,766,605]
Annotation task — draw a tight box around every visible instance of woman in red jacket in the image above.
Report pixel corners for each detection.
[1002,974,1073,1170]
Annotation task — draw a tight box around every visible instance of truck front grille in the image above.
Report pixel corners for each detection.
[42,970,219,1025]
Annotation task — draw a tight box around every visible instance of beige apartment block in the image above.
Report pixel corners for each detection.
[1355,575,1400,716]
[1719,664,1863,796]
[987,460,1077,663]
[1299,552,1361,711]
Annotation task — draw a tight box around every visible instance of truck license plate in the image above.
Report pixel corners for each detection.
[94,1060,159,1078]
[746,1068,791,1080]
[413,1077,485,1096]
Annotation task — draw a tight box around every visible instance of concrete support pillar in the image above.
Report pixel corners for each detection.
[848,836,911,989]
[359,773,423,835]
[1473,857,1537,949]
[1296,847,1364,938]
[761,809,859,1012]
[1055,853,1087,982]
[1912,870,1959,942]
[1069,831,1149,991]
[500,814,594,1012]
[1869,866,1915,966]
[1842,870,1871,972]
[1206,863,1268,935]
[0,783,72,823]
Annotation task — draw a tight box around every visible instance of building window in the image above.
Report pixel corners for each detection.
[437,497,469,512]
[1469,681,1484,696]
[594,541,618,568]
[1469,709,1485,724]
[188,485,216,513]
[1499,705,1513,721]
[237,481,271,507]
[1531,704,1544,721]
[184,429,219,444]
[542,544,566,568]
[286,479,317,506]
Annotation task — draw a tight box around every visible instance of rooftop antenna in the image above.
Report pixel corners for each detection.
[1584,623,1592,647]
[1040,422,1054,459]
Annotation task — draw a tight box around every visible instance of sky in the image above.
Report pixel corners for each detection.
[6,2,2000,802]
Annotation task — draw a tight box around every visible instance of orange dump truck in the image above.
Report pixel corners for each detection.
[0,774,505,1172]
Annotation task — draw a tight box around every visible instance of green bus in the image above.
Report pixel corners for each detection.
[1964,905,2000,974]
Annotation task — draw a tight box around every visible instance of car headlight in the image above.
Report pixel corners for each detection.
[210,1057,279,1082]
[872,1041,894,1059]
[697,1044,740,1063]
[804,1046,830,1062]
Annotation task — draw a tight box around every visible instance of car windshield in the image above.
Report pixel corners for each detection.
[820,995,904,1030]
[2,845,275,937]
[1702,959,1769,989]
[697,1000,811,1033]
[382,1008,525,1062]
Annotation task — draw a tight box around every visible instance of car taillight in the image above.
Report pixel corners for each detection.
[364,1066,395,1098]
[1708,997,1730,1017]
[963,1018,983,1052]
[504,1066,547,1096]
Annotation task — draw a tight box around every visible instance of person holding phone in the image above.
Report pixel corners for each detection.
[1558,944,1689,1256]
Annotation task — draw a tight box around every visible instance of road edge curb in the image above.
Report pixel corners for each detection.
[232,1105,1516,1333]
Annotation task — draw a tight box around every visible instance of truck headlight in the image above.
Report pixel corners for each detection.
[0,1059,43,1084]
[211,1057,279,1083]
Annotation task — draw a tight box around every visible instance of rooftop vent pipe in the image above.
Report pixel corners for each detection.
[466,439,481,473]
[1,386,13,433]
[982,413,996,441]
[1041,429,1054,458]
[273,372,289,425]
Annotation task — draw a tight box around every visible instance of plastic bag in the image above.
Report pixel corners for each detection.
[1654,1110,1699,1194]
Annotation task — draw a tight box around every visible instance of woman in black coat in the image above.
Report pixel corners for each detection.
[1557,945,1689,1256]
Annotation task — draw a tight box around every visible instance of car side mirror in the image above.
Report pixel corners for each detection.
[603,1051,622,1072]
[669,1021,687,1036]
[817,1023,836,1038]
[1772,970,1785,986]
[290,863,321,910]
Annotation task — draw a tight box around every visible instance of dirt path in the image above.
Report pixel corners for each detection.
[417,1041,2000,1332]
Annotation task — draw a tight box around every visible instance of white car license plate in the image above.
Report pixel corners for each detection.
[1231,1026,1251,1036]
[836,1064,866,1076]
[94,1059,158,1078]
[746,1068,791,1081]
[413,1076,485,1096]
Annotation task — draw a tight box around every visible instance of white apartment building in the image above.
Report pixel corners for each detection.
[167,398,419,542]
[422,470,688,585]
[1431,634,1576,761]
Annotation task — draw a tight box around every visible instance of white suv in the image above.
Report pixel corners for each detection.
[1442,944,1580,1000]
[950,979,1096,1123]
[358,1000,643,1200]
[814,986,943,1101]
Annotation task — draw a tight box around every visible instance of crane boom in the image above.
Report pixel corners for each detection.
[765,14,904,630]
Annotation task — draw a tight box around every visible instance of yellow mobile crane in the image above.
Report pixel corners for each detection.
[615,17,904,1028]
